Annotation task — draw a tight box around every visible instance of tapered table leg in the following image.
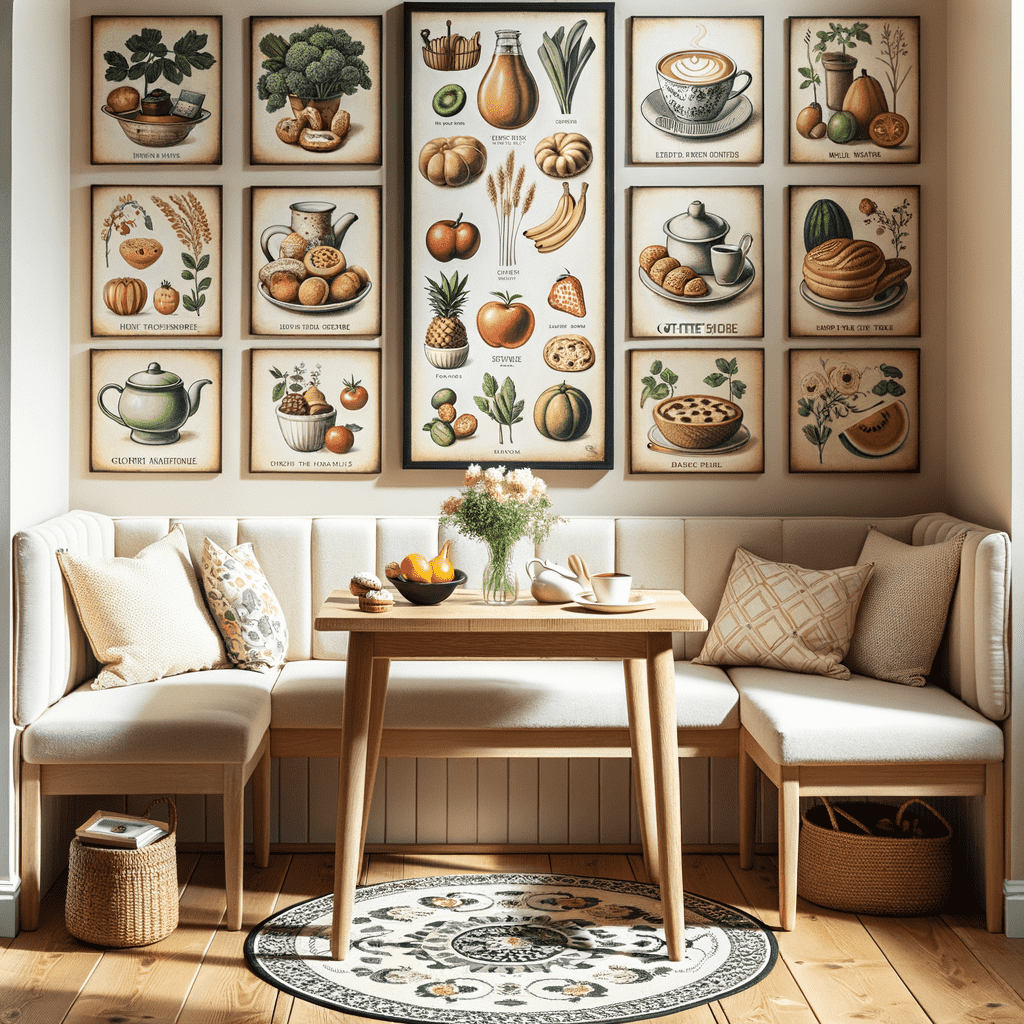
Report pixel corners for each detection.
[360,657,391,854]
[331,632,375,959]
[647,631,684,961]
[624,657,659,885]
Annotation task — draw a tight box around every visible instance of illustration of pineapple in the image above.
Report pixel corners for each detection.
[424,270,469,349]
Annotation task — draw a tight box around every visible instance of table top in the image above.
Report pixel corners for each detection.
[315,588,707,634]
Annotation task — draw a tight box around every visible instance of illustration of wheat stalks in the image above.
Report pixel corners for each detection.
[151,192,214,316]
[487,152,533,266]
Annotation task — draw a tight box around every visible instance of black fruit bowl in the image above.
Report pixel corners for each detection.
[391,569,467,605]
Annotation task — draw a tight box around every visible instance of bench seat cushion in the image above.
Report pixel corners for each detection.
[729,666,1004,765]
[22,669,274,765]
[272,659,739,731]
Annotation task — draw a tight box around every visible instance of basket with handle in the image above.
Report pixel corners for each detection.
[65,798,178,947]
[798,797,952,915]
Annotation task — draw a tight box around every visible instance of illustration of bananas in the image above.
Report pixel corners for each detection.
[523,181,588,252]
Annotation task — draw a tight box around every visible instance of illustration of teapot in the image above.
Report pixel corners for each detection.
[98,361,211,445]
[260,201,358,261]
[525,557,586,603]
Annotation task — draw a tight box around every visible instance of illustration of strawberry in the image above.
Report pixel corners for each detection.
[547,270,586,318]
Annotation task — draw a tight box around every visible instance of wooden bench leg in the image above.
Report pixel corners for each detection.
[252,740,271,870]
[223,765,245,931]
[19,761,41,931]
[985,761,1004,933]
[738,731,757,870]
[778,768,800,931]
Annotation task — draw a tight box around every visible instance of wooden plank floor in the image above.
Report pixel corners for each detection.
[1,851,1022,1024]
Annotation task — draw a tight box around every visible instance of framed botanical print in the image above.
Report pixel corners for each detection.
[629,348,764,474]
[789,184,919,338]
[250,186,382,337]
[92,185,222,338]
[788,16,919,164]
[629,16,763,165]
[90,348,221,473]
[249,348,381,474]
[91,16,222,165]
[630,186,763,339]
[250,16,383,165]
[789,347,919,473]
[404,2,614,469]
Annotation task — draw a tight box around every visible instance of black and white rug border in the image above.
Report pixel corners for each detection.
[245,872,779,1023]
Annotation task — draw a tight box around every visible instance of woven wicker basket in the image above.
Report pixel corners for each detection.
[66,799,178,947]
[798,798,952,916]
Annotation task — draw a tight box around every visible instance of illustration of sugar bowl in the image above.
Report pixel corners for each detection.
[98,361,212,445]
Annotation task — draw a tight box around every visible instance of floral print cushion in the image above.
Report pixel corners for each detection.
[200,536,288,671]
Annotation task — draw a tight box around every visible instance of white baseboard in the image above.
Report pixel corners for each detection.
[0,879,20,938]
[1004,880,1024,937]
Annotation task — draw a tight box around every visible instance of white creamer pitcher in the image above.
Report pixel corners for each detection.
[525,558,585,603]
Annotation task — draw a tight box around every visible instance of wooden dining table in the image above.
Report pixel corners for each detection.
[314,587,708,962]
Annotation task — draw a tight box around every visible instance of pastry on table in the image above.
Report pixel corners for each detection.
[350,572,382,596]
[358,588,394,613]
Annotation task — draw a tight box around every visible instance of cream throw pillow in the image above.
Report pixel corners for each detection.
[845,528,966,686]
[56,525,227,689]
[200,537,288,671]
[693,546,875,680]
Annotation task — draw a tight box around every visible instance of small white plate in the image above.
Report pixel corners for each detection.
[573,591,657,613]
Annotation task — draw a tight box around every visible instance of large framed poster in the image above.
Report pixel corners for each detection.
[404,2,614,469]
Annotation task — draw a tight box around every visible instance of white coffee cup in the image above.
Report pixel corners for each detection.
[656,49,752,123]
[711,233,753,286]
[590,572,632,604]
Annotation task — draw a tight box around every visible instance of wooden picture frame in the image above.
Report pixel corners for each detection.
[250,185,382,337]
[629,186,763,339]
[628,348,764,474]
[249,348,381,474]
[629,16,764,166]
[789,184,920,338]
[788,347,920,473]
[90,348,222,473]
[404,2,614,469]
[787,16,919,165]
[250,16,383,166]
[91,15,222,166]
[91,184,222,338]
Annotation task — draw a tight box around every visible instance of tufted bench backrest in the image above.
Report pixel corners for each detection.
[12,510,1009,729]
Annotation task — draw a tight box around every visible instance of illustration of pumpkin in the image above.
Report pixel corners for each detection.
[843,70,889,140]
[534,381,591,441]
[418,135,488,187]
[102,277,147,316]
[803,198,853,253]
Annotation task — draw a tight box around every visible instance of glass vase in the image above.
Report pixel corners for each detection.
[482,538,519,605]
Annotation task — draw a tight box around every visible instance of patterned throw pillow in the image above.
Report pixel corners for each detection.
[200,537,288,671]
[693,546,875,680]
[845,527,966,686]
[56,525,228,689]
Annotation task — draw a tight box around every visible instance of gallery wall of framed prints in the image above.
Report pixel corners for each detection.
[76,3,929,490]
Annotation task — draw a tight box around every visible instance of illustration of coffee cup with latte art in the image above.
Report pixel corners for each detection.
[656,48,752,122]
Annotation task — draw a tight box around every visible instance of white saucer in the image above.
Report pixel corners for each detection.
[799,279,907,315]
[646,423,751,456]
[573,591,657,613]
[638,260,755,305]
[258,279,372,314]
[641,90,753,139]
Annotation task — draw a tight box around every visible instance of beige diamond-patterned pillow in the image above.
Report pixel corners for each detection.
[693,547,875,680]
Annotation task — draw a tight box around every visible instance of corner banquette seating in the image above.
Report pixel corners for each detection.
[12,510,1009,933]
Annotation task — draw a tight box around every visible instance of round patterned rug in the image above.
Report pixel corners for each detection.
[245,873,777,1022]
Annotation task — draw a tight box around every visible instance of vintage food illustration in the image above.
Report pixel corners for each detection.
[90,348,221,473]
[789,185,919,338]
[91,185,222,338]
[629,348,764,474]
[630,17,763,165]
[789,348,919,473]
[250,17,382,166]
[250,186,381,337]
[405,3,612,469]
[91,16,221,165]
[630,186,763,339]
[249,349,381,474]
[788,17,919,164]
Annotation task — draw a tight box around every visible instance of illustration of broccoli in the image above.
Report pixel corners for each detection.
[257,24,372,112]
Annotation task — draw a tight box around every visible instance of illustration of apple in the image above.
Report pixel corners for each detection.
[425,213,481,262]
[476,291,535,349]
